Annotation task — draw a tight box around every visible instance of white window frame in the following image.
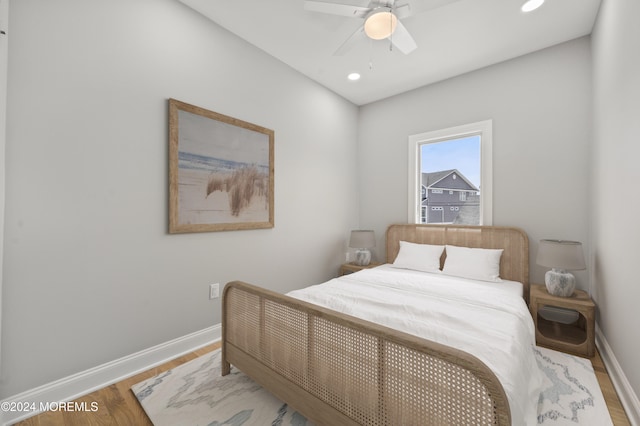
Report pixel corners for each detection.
[408,120,493,225]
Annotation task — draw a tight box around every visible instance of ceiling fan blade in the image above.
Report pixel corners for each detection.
[304,1,371,18]
[334,25,367,56]
[394,2,412,19]
[390,20,417,54]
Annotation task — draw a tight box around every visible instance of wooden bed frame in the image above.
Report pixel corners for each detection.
[222,224,529,425]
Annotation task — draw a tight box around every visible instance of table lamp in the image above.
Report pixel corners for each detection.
[349,230,376,266]
[536,239,586,297]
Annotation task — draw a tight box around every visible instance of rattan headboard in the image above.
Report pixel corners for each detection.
[386,224,530,301]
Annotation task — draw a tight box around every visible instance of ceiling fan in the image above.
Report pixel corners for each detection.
[304,0,417,55]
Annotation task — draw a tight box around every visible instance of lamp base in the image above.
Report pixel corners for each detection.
[354,249,372,266]
[545,269,576,297]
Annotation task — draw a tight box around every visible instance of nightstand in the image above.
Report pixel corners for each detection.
[530,283,595,357]
[339,262,382,276]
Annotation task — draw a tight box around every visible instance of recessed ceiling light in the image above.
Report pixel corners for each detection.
[521,0,544,12]
[347,72,361,81]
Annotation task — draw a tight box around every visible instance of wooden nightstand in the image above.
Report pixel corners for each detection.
[530,284,595,358]
[339,262,382,276]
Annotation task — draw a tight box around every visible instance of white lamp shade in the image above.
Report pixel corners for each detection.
[349,230,376,249]
[536,239,586,271]
[364,8,397,40]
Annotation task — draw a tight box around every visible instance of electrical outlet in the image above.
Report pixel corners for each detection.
[209,283,220,299]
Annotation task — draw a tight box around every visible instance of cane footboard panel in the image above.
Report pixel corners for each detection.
[222,281,510,425]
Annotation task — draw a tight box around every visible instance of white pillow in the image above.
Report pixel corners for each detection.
[442,245,504,282]
[391,241,445,273]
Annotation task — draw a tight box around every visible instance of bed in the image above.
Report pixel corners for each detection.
[221,224,543,425]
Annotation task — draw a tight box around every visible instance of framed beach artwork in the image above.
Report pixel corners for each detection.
[169,99,274,233]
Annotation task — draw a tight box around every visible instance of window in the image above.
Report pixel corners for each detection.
[408,120,492,225]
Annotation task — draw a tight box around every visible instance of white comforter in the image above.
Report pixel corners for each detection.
[288,266,543,426]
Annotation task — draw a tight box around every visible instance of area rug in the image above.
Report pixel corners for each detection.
[132,346,613,426]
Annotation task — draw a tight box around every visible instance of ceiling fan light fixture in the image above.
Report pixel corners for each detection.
[521,0,544,12]
[364,7,398,40]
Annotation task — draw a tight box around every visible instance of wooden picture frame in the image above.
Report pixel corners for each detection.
[169,99,274,233]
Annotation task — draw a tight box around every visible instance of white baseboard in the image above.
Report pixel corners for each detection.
[596,325,640,426]
[0,324,221,426]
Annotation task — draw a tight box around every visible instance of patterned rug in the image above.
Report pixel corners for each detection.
[132,346,613,426]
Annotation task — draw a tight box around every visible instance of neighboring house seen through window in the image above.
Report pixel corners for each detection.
[408,120,493,225]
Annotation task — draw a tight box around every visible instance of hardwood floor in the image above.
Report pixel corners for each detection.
[13,342,221,426]
[14,343,631,425]
[591,350,631,425]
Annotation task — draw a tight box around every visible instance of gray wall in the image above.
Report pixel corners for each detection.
[358,37,592,287]
[0,0,8,369]
[592,0,640,406]
[0,0,359,397]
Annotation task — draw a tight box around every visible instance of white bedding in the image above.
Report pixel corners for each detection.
[287,265,543,426]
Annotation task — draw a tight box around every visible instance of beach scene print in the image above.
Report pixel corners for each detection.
[176,109,271,227]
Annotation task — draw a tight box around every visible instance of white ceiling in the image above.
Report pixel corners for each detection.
[178,0,601,105]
